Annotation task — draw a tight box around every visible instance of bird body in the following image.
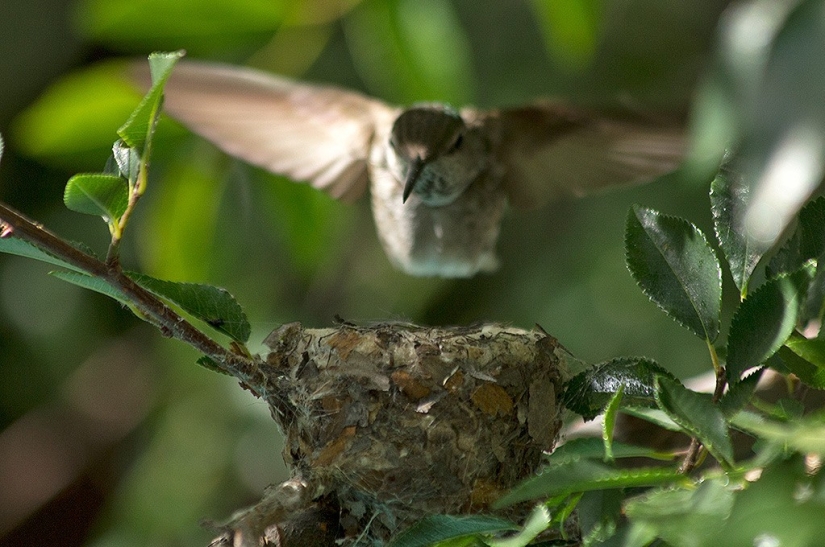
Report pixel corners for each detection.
[137,61,684,277]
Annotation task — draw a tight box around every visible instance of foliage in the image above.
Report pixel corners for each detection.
[2,1,825,546]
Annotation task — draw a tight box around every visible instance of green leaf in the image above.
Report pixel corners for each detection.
[655,376,734,467]
[75,0,283,56]
[726,269,810,383]
[562,357,676,420]
[774,346,825,389]
[602,384,624,462]
[785,335,825,367]
[196,356,231,376]
[494,459,684,508]
[626,205,722,342]
[486,505,550,547]
[718,368,762,417]
[64,173,128,221]
[719,455,825,545]
[387,515,517,547]
[731,410,825,456]
[50,270,129,304]
[10,61,146,169]
[528,0,602,68]
[550,438,676,463]
[620,406,682,432]
[625,478,734,547]
[710,165,763,295]
[0,236,84,272]
[767,197,825,278]
[118,50,184,151]
[128,272,250,342]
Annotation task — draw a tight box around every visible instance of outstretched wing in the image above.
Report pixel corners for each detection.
[132,60,399,202]
[489,102,685,209]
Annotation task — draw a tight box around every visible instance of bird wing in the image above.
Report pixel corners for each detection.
[131,60,398,203]
[487,102,685,209]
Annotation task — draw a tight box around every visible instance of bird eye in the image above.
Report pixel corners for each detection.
[449,133,464,153]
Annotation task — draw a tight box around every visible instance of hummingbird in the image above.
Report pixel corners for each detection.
[135,60,684,277]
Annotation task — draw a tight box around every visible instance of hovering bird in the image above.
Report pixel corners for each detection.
[135,60,684,277]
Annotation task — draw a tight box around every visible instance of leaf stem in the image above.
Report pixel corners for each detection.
[0,200,262,391]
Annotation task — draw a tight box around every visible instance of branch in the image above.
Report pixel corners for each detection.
[0,200,261,388]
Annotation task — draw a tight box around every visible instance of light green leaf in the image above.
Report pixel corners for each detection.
[64,173,128,221]
[625,479,734,547]
[128,272,250,342]
[710,165,763,295]
[731,410,825,455]
[562,356,675,420]
[626,205,722,342]
[529,0,602,68]
[494,459,684,508]
[602,384,624,462]
[550,438,676,463]
[655,376,734,467]
[387,514,516,547]
[620,406,682,432]
[726,268,810,383]
[10,61,144,169]
[486,505,550,547]
[785,335,825,367]
[75,0,283,56]
[118,50,184,151]
[50,270,129,304]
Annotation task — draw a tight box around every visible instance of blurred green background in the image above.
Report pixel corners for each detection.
[0,0,734,545]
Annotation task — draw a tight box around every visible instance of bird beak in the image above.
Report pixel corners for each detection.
[402,157,425,203]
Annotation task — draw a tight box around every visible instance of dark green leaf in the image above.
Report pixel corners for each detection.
[655,376,734,466]
[625,479,733,547]
[128,272,250,342]
[387,515,517,547]
[0,236,83,272]
[738,0,825,250]
[626,205,722,342]
[774,346,825,389]
[767,197,825,278]
[718,368,762,417]
[196,356,230,376]
[50,270,129,304]
[494,459,684,508]
[710,165,763,295]
[64,173,128,221]
[726,269,810,382]
[562,357,675,420]
[118,51,184,150]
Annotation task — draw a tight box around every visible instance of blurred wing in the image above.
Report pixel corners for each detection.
[491,102,685,209]
[132,60,398,202]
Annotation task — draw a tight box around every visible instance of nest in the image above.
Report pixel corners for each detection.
[217,322,571,546]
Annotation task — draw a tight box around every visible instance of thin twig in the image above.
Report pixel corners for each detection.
[0,200,262,390]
